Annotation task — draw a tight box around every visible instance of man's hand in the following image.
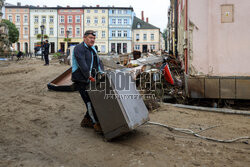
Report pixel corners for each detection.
[89,76,96,82]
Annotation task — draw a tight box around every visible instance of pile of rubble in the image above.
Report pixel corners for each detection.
[101,51,185,111]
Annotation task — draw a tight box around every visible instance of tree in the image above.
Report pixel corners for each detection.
[2,19,19,44]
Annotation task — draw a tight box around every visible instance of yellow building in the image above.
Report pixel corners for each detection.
[132,16,160,53]
[84,8,108,54]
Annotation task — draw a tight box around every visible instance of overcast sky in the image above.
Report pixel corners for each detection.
[5,0,170,32]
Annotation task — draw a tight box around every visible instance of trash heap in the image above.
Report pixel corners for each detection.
[100,51,185,111]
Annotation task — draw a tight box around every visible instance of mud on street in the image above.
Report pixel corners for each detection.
[0,59,250,167]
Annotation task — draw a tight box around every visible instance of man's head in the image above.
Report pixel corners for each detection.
[45,40,48,43]
[84,30,96,47]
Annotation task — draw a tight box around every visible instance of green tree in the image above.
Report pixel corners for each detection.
[2,19,19,44]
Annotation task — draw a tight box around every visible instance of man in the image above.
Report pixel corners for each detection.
[43,40,50,65]
[71,30,104,132]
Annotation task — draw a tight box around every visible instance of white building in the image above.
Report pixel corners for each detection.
[30,7,58,53]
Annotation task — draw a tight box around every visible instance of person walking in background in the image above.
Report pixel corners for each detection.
[43,40,50,66]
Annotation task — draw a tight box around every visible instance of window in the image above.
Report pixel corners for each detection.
[94,10,98,13]
[135,45,140,50]
[137,23,141,28]
[49,28,54,35]
[87,9,90,13]
[102,10,105,13]
[8,15,13,22]
[76,27,80,36]
[150,45,155,50]
[118,10,122,14]
[102,17,105,24]
[60,16,64,23]
[76,15,80,23]
[124,10,128,14]
[117,30,122,37]
[111,10,115,14]
[16,15,20,23]
[95,31,98,38]
[42,16,46,23]
[101,45,106,53]
[112,19,116,24]
[24,27,28,35]
[24,15,28,23]
[118,19,122,24]
[136,34,140,40]
[123,19,128,24]
[60,27,64,35]
[49,16,54,23]
[68,27,72,35]
[123,43,127,53]
[102,31,105,38]
[111,43,115,52]
[151,34,154,40]
[34,16,38,23]
[143,34,147,40]
[112,30,116,37]
[43,28,46,35]
[35,28,38,35]
[94,17,98,24]
[68,16,72,23]
[86,17,90,24]
[123,30,127,37]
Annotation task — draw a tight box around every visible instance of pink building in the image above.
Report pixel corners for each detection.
[5,3,30,52]
[175,0,250,99]
[58,7,84,52]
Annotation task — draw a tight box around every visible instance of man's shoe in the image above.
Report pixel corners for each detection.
[81,117,93,128]
[93,123,102,133]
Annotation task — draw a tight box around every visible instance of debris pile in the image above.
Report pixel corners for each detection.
[101,52,185,111]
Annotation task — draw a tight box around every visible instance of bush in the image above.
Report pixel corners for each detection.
[53,52,62,59]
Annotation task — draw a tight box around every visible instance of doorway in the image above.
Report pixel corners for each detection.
[117,43,121,54]
[142,45,148,53]
[50,42,55,53]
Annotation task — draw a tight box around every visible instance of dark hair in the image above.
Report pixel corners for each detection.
[84,30,96,37]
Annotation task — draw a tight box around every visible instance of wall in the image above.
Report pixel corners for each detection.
[188,0,250,76]
[84,8,108,54]
[30,8,58,53]
[132,29,160,52]
[5,7,29,52]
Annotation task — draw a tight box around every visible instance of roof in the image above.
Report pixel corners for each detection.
[132,16,159,30]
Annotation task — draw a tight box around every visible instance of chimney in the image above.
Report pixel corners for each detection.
[37,5,39,7]
[17,2,21,6]
[67,5,70,8]
[141,11,144,21]
[96,5,100,7]
[146,17,148,23]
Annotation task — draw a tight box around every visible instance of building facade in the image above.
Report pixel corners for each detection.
[168,0,250,99]
[108,8,133,54]
[30,7,58,53]
[58,7,84,52]
[132,16,160,53]
[5,4,30,52]
[84,7,108,54]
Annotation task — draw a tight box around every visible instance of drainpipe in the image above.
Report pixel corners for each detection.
[184,0,188,74]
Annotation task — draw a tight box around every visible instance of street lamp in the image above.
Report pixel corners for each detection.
[66,30,70,56]
[40,25,45,60]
